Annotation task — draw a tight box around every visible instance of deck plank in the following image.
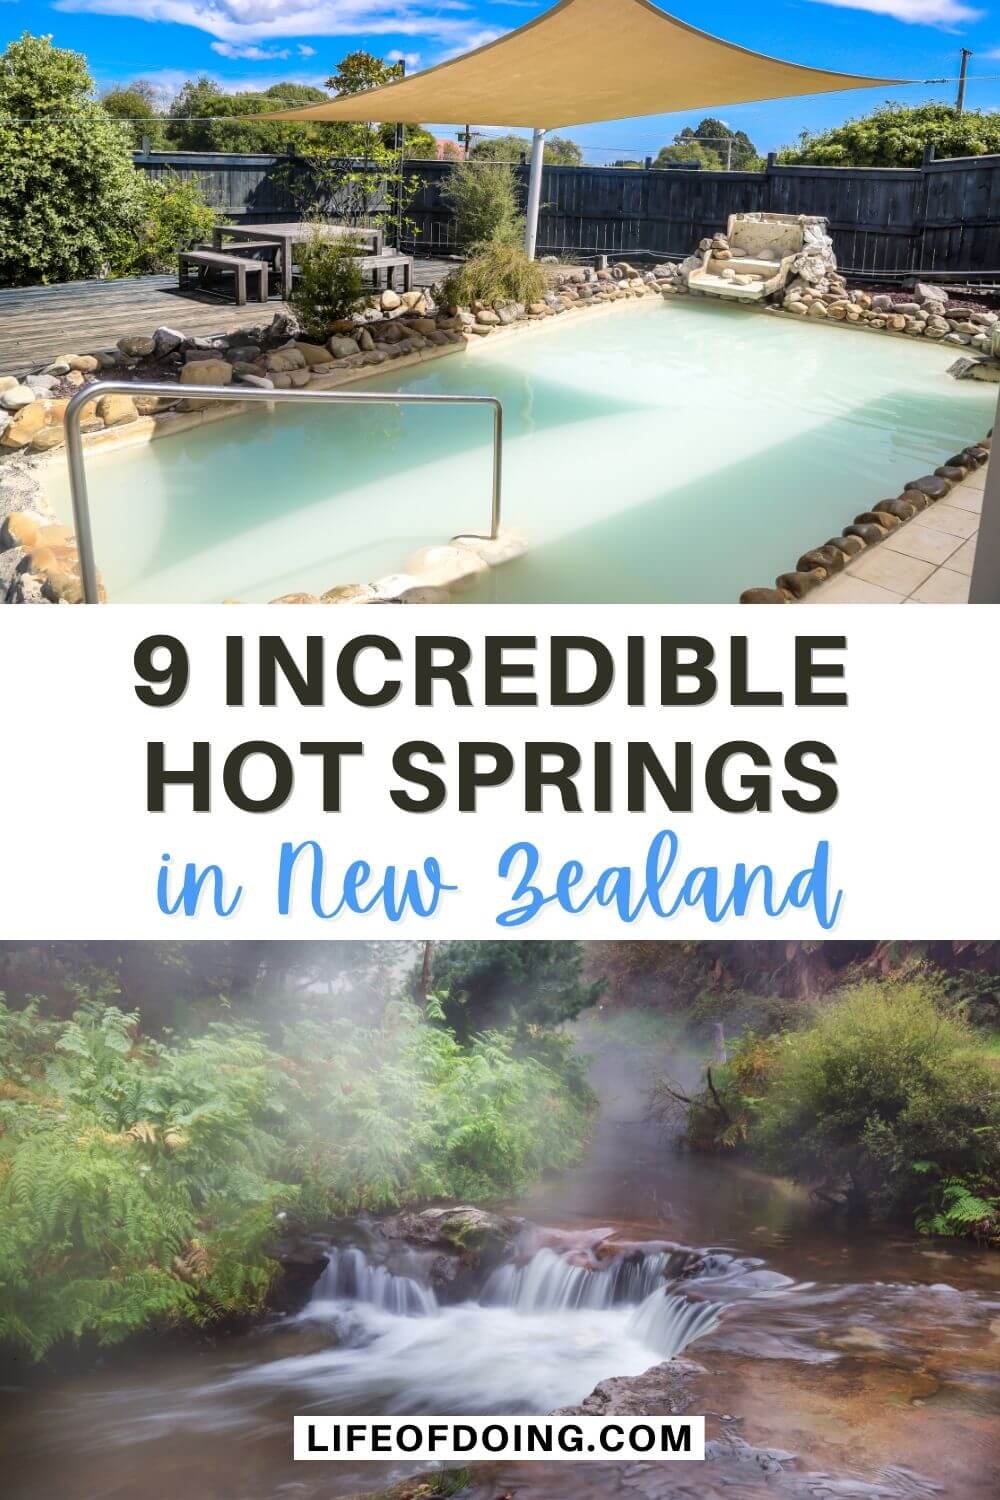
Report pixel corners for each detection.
[0,261,455,370]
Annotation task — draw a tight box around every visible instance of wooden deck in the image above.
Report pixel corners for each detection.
[0,259,457,371]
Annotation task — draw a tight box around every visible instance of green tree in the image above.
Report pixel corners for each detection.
[755,983,1000,1223]
[0,33,146,286]
[656,117,761,171]
[778,101,1000,168]
[165,78,333,153]
[416,942,603,1041]
[101,79,165,150]
[471,132,583,165]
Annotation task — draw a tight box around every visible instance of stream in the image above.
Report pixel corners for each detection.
[2,1057,999,1499]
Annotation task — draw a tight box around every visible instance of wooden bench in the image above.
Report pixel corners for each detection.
[356,252,414,293]
[178,249,272,305]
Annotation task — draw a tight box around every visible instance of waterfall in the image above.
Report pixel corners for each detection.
[309,1247,438,1317]
[481,1246,673,1310]
[628,1288,721,1358]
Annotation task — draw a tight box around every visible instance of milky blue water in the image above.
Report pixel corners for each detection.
[48,299,995,602]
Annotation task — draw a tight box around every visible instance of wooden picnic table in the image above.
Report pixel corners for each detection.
[212,222,385,297]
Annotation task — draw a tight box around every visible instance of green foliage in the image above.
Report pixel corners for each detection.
[0,33,146,286]
[416,942,602,1042]
[101,79,165,150]
[289,228,364,337]
[914,1174,999,1245]
[165,78,336,154]
[0,999,288,1358]
[0,992,594,1359]
[471,133,583,166]
[124,172,217,274]
[285,1001,593,1219]
[441,239,548,310]
[753,984,1000,1224]
[444,159,524,251]
[778,102,1000,168]
[656,118,762,171]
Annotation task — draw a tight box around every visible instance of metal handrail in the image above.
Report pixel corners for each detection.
[63,379,504,604]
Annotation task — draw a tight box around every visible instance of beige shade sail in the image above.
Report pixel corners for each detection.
[261,0,904,130]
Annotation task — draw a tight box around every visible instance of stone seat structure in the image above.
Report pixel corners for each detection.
[687,213,819,303]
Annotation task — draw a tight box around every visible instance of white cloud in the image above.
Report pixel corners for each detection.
[808,0,983,27]
[53,1,500,50]
[297,44,317,56]
[387,48,421,68]
[210,41,292,59]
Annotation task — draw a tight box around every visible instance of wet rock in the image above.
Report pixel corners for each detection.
[798,545,846,574]
[740,587,790,604]
[844,522,888,544]
[855,509,901,530]
[935,464,969,482]
[776,568,826,599]
[904,475,950,501]
[381,1206,524,1260]
[872,497,917,522]
[553,1360,698,1416]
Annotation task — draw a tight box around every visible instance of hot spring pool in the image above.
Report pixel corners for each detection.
[48,299,996,603]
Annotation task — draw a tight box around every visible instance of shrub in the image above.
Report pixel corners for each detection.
[444,159,523,250]
[289,227,364,337]
[122,173,217,274]
[441,240,547,309]
[0,995,595,1358]
[754,983,1000,1223]
[0,33,146,286]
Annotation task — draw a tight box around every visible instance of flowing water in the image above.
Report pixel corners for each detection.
[45,299,995,603]
[2,1054,999,1499]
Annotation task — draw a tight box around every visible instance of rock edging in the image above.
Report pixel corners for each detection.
[739,431,992,603]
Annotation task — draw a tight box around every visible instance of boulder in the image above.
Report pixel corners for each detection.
[400,290,425,311]
[776,568,826,598]
[553,1361,697,1416]
[381,289,402,312]
[294,342,333,367]
[1,384,37,412]
[117,334,156,359]
[844,522,888,545]
[31,426,66,451]
[327,336,361,360]
[855,508,900,530]
[0,402,46,447]
[797,545,846,574]
[264,349,306,373]
[25,374,57,396]
[152,326,186,357]
[904,475,951,502]
[321,583,378,604]
[96,393,138,428]
[0,510,40,551]
[180,359,233,386]
[740,587,790,604]
[476,309,501,327]
[380,1206,524,1260]
[268,592,321,603]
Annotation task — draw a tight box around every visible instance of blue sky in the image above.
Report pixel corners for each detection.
[4,0,1000,157]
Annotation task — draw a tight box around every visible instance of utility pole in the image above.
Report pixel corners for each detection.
[957,48,972,114]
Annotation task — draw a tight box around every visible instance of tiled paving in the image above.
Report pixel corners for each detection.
[806,458,988,604]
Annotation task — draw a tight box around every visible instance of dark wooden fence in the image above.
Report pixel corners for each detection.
[134,147,1000,279]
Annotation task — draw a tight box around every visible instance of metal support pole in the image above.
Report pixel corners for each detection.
[970,396,1000,603]
[957,48,972,113]
[63,380,505,603]
[524,127,547,260]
